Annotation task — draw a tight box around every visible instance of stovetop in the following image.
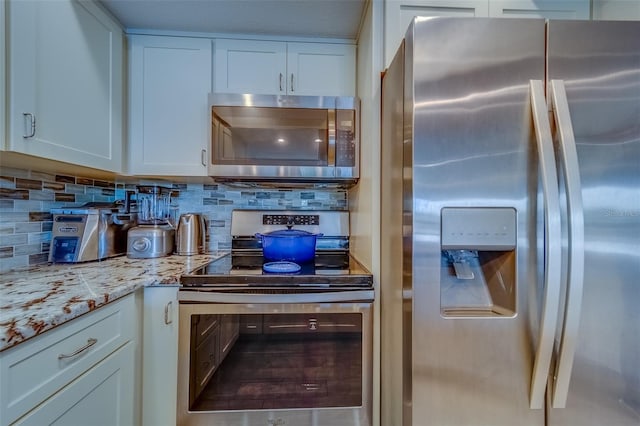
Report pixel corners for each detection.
[180,252,373,287]
[180,209,372,289]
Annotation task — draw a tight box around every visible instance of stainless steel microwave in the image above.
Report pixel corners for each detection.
[208,93,360,187]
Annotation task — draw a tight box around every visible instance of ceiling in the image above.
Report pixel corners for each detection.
[99,0,368,40]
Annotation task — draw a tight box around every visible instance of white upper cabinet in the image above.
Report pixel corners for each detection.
[384,0,591,67]
[384,1,489,67]
[214,38,356,96]
[285,42,356,96]
[592,0,640,20]
[214,39,287,95]
[489,1,590,19]
[6,0,124,172]
[128,35,212,176]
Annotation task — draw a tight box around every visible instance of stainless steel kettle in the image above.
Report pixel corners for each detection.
[175,213,207,255]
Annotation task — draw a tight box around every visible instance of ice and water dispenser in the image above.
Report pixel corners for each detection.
[440,207,517,317]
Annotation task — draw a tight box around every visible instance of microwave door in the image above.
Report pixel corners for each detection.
[208,94,359,185]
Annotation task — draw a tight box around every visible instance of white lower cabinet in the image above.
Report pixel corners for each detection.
[13,343,135,426]
[141,286,179,426]
[0,295,138,426]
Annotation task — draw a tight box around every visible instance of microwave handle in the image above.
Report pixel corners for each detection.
[328,109,336,167]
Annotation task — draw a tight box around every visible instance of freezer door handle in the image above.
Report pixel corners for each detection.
[528,80,563,409]
[550,79,586,409]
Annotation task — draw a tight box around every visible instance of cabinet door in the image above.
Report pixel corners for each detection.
[142,286,179,426]
[14,342,135,426]
[489,0,590,19]
[214,39,286,94]
[286,42,356,96]
[384,0,489,67]
[7,0,124,172]
[592,0,640,20]
[128,35,211,176]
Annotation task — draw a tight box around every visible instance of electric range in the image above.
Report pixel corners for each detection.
[180,209,373,290]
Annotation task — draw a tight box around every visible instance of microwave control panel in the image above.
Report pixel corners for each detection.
[336,130,356,167]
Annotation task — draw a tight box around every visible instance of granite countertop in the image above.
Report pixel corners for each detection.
[0,253,226,352]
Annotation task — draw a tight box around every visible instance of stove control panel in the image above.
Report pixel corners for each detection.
[263,214,320,226]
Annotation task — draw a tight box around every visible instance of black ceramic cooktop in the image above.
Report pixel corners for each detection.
[180,252,373,287]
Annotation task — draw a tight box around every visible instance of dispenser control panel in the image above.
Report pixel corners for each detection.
[441,207,516,250]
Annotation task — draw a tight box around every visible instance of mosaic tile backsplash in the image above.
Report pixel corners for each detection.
[0,167,347,272]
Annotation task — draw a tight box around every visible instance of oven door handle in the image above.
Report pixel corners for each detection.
[178,289,375,304]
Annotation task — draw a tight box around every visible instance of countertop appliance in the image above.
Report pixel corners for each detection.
[380,18,639,426]
[127,185,175,258]
[49,203,136,263]
[175,213,207,255]
[208,93,360,188]
[178,209,373,426]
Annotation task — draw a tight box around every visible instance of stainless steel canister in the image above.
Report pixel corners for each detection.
[176,213,207,255]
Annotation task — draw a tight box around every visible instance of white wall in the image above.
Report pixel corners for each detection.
[1,0,6,150]
[351,1,384,425]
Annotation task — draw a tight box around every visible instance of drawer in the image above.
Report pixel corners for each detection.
[0,295,136,426]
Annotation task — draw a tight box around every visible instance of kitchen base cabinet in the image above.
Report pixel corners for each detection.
[0,294,138,426]
[6,0,124,172]
[128,36,212,176]
[141,286,178,426]
[13,342,135,426]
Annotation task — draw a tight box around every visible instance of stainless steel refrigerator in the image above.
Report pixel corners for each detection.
[380,17,639,426]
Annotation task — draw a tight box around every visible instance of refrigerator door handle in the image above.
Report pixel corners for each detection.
[549,79,586,409]
[528,80,563,410]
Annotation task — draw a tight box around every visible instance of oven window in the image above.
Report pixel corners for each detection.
[212,106,329,166]
[188,313,363,411]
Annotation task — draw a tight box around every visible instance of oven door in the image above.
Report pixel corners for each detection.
[177,290,373,426]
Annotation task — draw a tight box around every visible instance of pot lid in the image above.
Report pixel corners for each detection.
[260,229,318,237]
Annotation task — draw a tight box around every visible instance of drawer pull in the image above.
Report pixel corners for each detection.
[58,338,98,360]
[164,301,173,325]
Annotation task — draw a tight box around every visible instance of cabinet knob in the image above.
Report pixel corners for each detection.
[201,149,207,167]
[290,74,295,92]
[279,73,284,92]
